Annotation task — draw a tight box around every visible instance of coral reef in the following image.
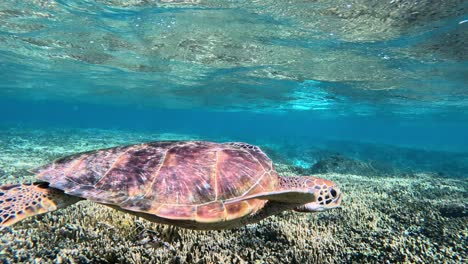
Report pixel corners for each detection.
[0,127,466,263]
[309,155,383,176]
[270,140,468,178]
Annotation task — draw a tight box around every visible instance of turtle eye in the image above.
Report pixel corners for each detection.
[330,188,337,198]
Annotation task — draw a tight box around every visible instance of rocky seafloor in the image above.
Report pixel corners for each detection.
[0,127,466,263]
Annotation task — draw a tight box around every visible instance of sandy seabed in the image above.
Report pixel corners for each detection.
[0,127,466,263]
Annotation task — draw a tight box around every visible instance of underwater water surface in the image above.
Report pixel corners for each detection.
[0,0,467,263]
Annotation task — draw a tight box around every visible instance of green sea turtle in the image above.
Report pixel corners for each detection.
[0,141,342,230]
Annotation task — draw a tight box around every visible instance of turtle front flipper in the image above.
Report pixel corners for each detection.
[227,190,316,204]
[0,182,82,227]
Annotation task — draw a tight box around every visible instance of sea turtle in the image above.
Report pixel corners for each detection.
[0,141,342,230]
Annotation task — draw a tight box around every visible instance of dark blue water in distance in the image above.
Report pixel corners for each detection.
[3,98,468,153]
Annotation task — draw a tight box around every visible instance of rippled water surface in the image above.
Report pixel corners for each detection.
[1,0,467,113]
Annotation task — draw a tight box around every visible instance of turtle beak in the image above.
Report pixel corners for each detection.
[328,187,343,208]
[330,192,342,208]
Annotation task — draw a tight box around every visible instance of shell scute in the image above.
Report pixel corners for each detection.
[216,148,265,200]
[196,201,226,223]
[145,142,218,205]
[156,204,196,220]
[224,200,252,221]
[94,145,166,196]
[36,146,128,187]
[225,142,272,170]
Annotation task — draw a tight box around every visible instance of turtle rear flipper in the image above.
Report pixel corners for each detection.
[0,182,81,227]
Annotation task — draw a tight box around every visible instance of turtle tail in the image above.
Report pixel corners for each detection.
[0,182,82,227]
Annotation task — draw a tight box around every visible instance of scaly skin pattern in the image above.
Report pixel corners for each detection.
[0,183,81,227]
[278,176,342,212]
[34,141,279,227]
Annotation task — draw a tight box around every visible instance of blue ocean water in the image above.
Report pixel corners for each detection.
[1,2,468,263]
[1,1,467,171]
[0,1,468,157]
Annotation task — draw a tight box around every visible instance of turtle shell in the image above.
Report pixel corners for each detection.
[34,141,278,224]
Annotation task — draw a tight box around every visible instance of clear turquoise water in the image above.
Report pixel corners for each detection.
[0,2,467,263]
[1,1,467,174]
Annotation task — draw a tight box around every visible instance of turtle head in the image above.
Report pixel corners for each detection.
[286,176,342,212]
